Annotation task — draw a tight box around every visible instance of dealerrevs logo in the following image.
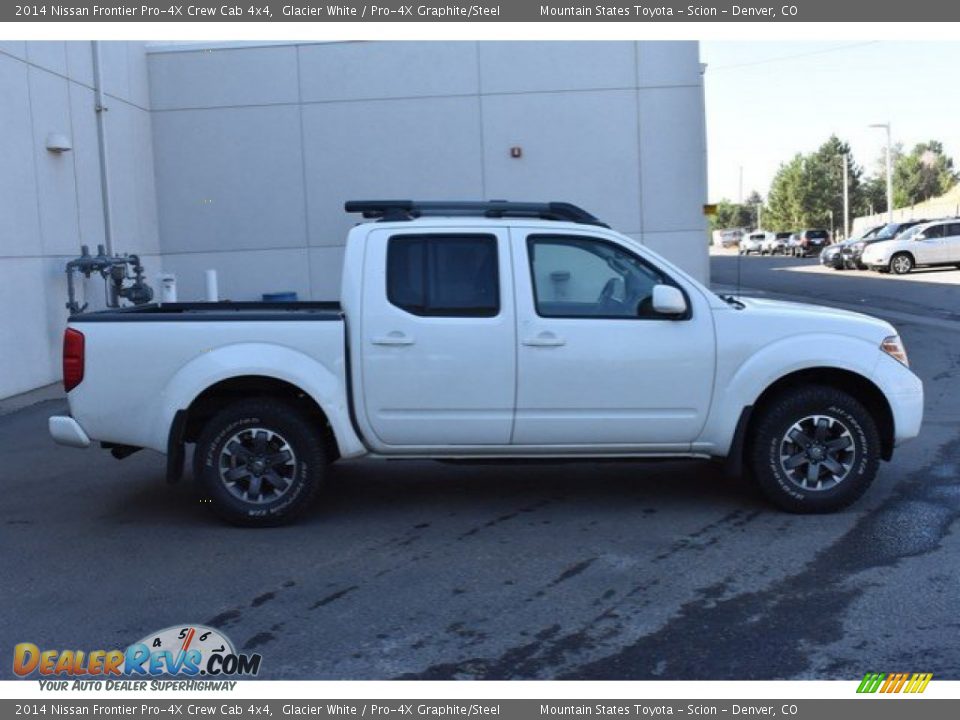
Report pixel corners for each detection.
[13,625,261,678]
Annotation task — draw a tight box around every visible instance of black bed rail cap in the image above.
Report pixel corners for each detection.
[344,200,609,227]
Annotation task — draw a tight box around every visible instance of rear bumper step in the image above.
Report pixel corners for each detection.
[49,416,91,449]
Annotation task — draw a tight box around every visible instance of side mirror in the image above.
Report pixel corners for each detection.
[914,234,926,241]
[651,285,688,317]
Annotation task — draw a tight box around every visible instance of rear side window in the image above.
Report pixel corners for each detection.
[387,234,499,317]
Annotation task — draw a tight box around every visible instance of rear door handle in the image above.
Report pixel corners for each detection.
[372,331,415,346]
[522,331,566,347]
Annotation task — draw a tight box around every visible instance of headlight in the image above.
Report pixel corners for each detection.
[881,335,909,367]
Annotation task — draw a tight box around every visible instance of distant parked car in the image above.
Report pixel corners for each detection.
[862,218,960,274]
[794,229,831,257]
[786,232,803,256]
[820,242,846,269]
[822,226,883,270]
[845,221,926,270]
[714,228,746,249]
[763,231,792,255]
[740,231,771,255]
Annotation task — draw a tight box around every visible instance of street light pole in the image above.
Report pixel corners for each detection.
[870,122,893,223]
[842,153,850,239]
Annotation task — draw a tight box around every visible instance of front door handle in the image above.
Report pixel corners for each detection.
[522,331,566,347]
[372,331,415,346]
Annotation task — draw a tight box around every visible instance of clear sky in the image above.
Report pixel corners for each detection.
[701,41,960,203]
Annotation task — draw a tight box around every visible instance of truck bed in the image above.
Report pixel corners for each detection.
[68,301,343,323]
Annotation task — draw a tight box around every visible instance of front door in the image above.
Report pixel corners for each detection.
[939,222,960,264]
[511,230,716,448]
[914,222,945,264]
[359,228,516,447]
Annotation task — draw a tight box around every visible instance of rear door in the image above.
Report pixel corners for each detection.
[510,229,716,448]
[359,228,516,447]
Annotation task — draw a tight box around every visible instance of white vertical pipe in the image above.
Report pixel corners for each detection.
[204,270,219,302]
[91,41,115,255]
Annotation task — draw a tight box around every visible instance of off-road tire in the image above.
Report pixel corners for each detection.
[748,385,881,513]
[195,399,326,526]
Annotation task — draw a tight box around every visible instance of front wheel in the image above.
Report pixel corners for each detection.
[195,399,327,526]
[748,386,880,513]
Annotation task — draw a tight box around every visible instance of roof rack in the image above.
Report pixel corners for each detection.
[344,200,610,228]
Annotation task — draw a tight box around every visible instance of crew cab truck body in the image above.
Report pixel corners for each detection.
[50,200,924,525]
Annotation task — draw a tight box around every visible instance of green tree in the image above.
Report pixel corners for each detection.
[861,175,888,216]
[709,197,756,231]
[892,140,957,206]
[764,136,864,234]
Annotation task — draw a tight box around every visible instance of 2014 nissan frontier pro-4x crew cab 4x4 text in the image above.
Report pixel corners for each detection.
[49,200,924,526]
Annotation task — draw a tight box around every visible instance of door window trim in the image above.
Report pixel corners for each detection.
[525,234,692,321]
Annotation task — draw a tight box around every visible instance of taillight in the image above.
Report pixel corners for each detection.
[63,328,85,392]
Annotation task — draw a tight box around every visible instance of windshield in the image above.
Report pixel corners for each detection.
[874,223,904,240]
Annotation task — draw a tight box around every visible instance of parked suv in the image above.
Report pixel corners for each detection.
[763,231,792,255]
[862,218,960,274]
[740,231,771,255]
[845,221,926,270]
[795,229,831,257]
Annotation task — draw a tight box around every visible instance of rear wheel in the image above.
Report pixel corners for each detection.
[748,385,880,513]
[195,399,326,526]
[890,253,914,275]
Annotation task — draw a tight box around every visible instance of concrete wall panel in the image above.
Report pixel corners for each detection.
[153,106,306,254]
[0,54,42,258]
[482,90,642,234]
[299,42,479,103]
[302,96,485,248]
[149,46,298,110]
[479,41,635,94]
[638,86,708,234]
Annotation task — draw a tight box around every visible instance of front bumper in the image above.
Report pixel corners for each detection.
[49,415,91,448]
[873,357,924,446]
[820,250,842,267]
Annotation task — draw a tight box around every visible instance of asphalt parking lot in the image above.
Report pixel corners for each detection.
[2,253,959,680]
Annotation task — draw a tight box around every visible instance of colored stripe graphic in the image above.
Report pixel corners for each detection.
[857,672,885,693]
[857,672,931,693]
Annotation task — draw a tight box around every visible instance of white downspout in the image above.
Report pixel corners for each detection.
[92,41,115,255]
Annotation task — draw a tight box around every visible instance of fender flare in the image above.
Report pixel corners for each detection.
[155,342,365,463]
[697,333,882,458]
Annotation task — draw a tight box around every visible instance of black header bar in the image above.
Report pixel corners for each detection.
[3,1,956,23]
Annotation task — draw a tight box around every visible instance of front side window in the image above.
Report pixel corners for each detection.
[387,234,499,317]
[527,235,675,319]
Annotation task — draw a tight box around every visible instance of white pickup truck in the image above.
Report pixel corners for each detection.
[50,200,924,526]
